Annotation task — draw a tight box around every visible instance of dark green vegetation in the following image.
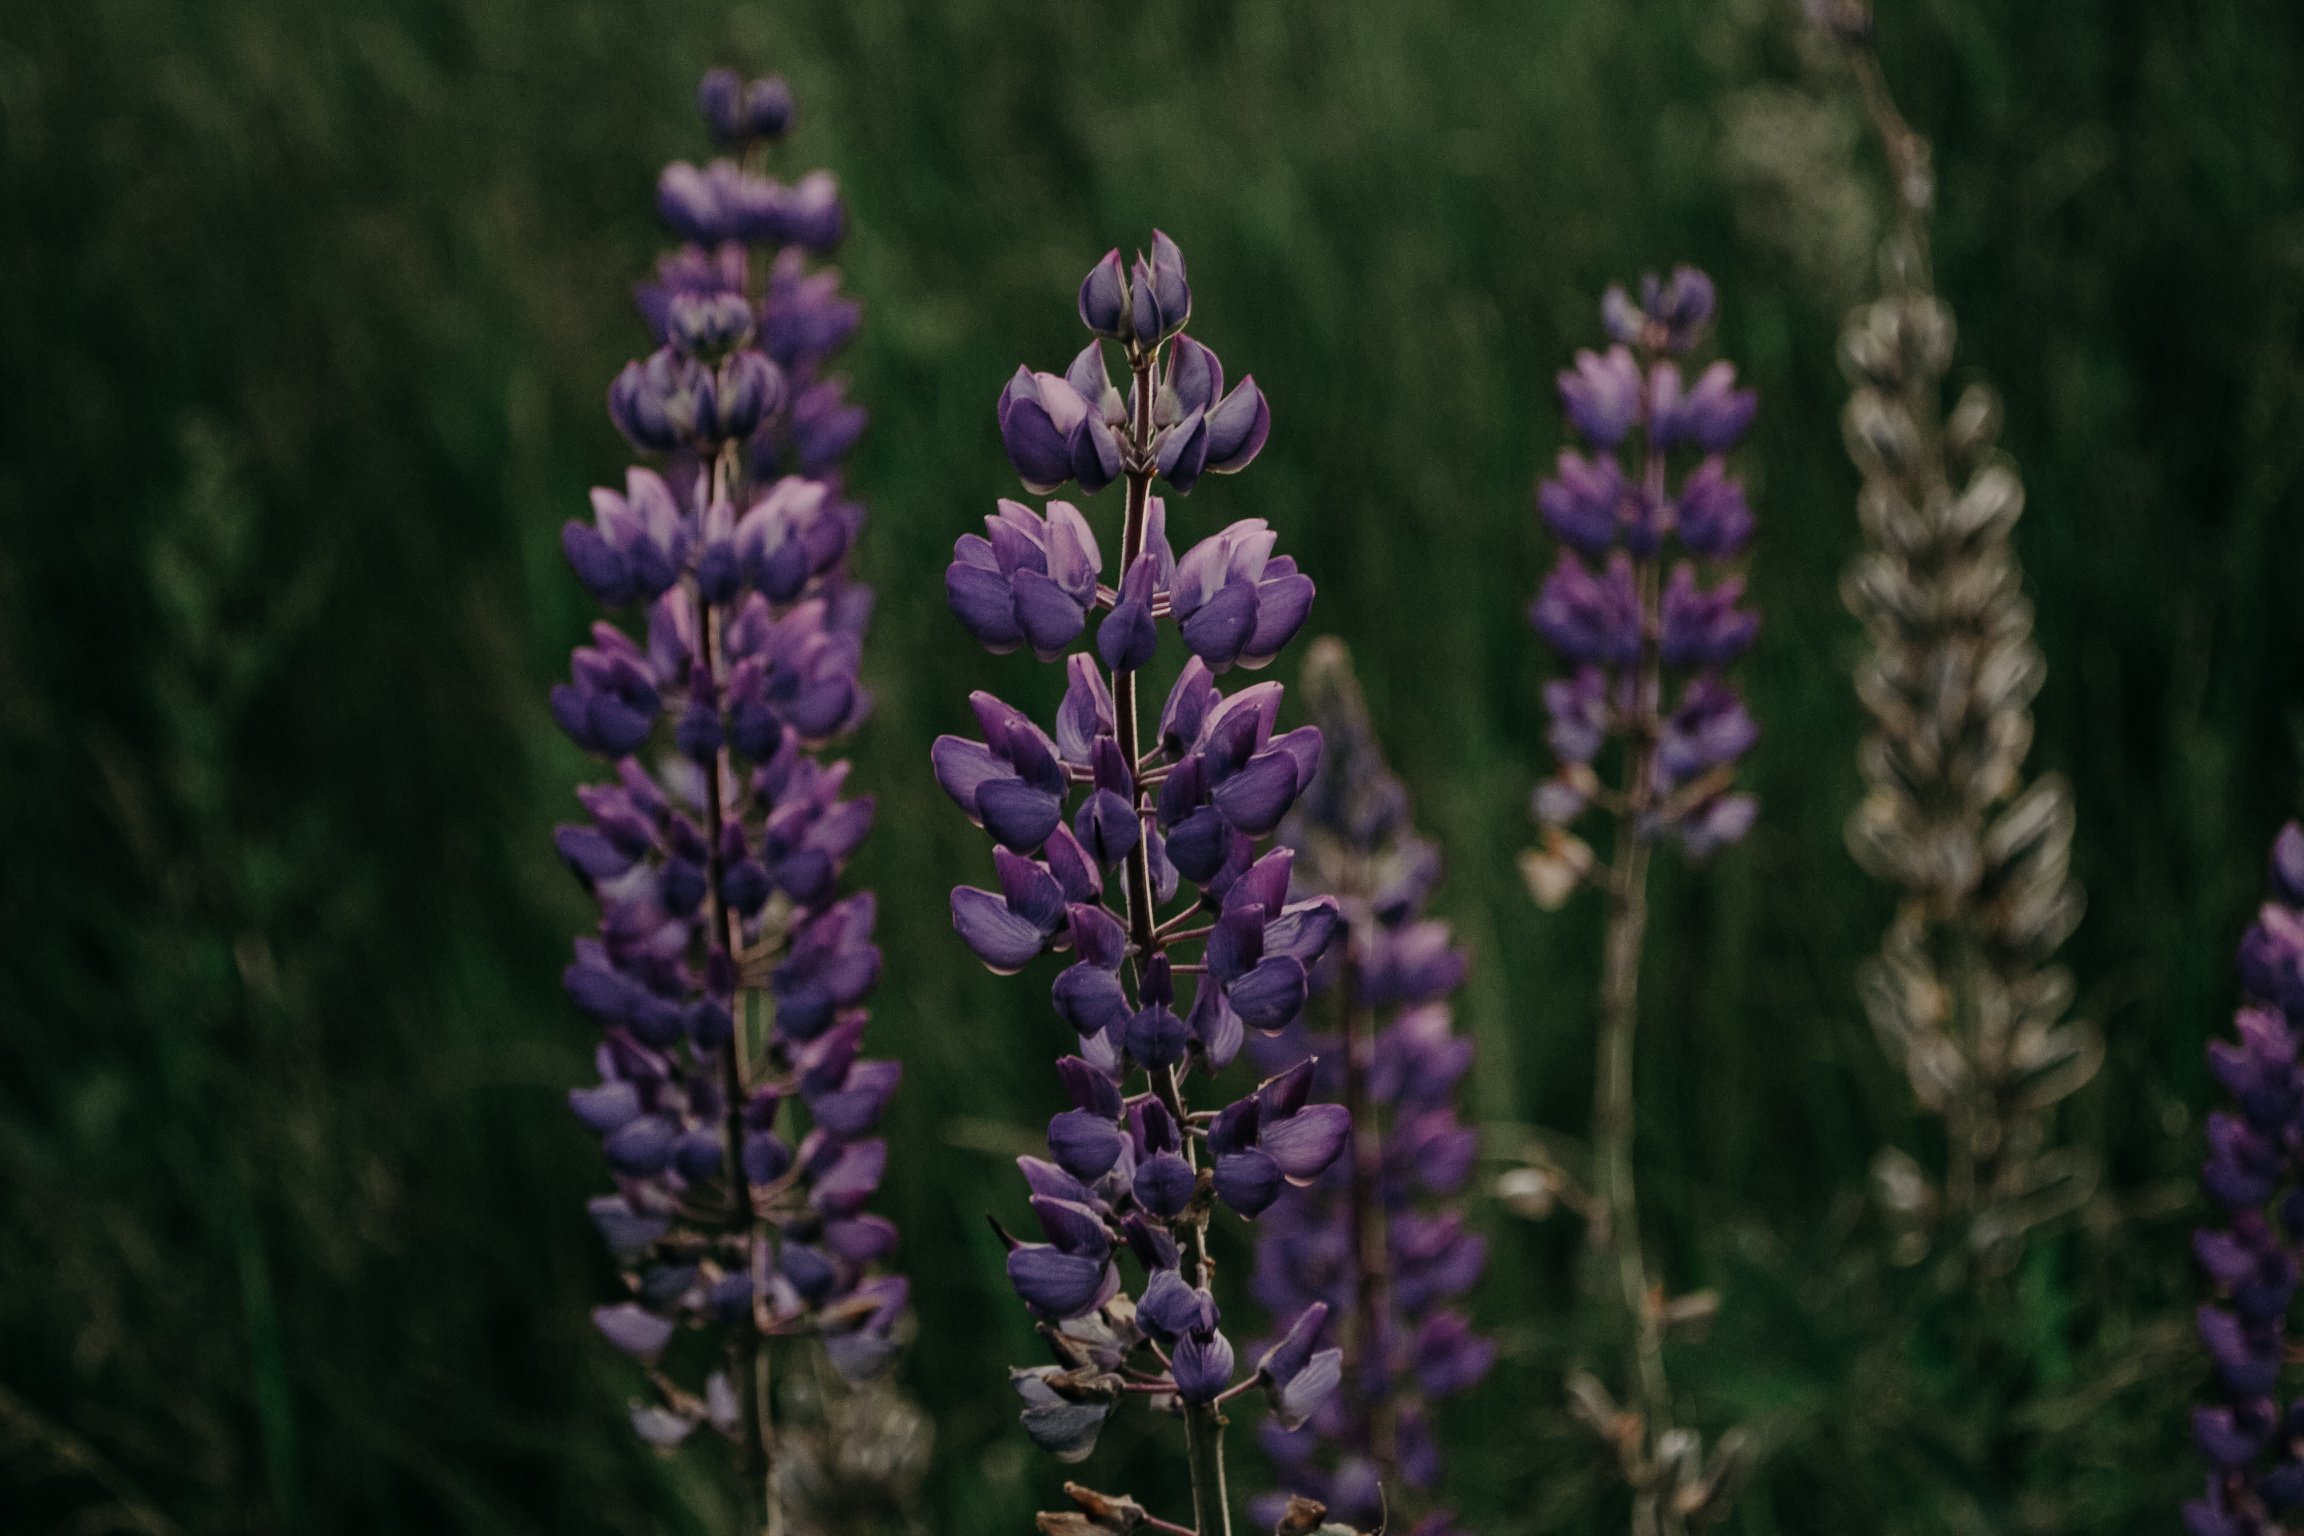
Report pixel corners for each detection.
[4,0,2302,1530]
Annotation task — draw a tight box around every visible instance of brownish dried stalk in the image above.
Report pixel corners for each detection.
[1031,1483,1379,1536]
[770,1348,932,1536]
[1828,12,2101,1270]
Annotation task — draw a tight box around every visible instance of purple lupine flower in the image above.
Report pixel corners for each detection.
[554,67,900,1509]
[1526,266,1760,897]
[942,235,1344,1534]
[1518,269,1757,1531]
[2187,823,2304,1534]
[1242,638,1491,1534]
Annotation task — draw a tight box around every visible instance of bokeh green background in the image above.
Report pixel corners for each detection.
[5,0,2303,1530]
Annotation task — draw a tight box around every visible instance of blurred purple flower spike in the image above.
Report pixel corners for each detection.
[551,66,903,1529]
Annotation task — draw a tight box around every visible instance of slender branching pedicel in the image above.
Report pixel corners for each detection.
[940,236,1356,1536]
[2188,823,2304,1535]
[1819,7,2100,1266]
[1521,271,1759,1536]
[552,69,902,1534]
[1246,638,1494,1533]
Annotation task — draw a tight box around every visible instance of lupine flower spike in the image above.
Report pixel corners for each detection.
[2186,823,2304,1535]
[1246,637,1493,1535]
[1817,5,2098,1269]
[1521,269,1758,1535]
[554,68,903,1530]
[942,235,1353,1536]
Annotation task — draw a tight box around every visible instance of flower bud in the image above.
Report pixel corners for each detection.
[742,76,795,139]
[708,351,783,441]
[1077,249,1129,338]
[666,290,756,359]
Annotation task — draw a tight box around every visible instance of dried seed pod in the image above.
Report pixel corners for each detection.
[775,1359,932,1536]
[1837,103,2098,1265]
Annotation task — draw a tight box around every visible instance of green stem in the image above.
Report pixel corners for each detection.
[1113,340,1231,1536]
[702,447,779,1536]
[1339,956,1398,1485]
[1592,447,1678,1536]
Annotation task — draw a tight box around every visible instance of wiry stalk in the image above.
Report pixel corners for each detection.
[702,449,780,1536]
[1521,265,1759,1534]
[1594,548,1677,1536]
[1112,340,1233,1536]
[1338,963,1397,1482]
[1115,345,1162,966]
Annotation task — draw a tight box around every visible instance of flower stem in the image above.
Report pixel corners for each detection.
[1339,954,1398,1485]
[1592,464,1678,1536]
[702,448,779,1536]
[1113,341,1231,1536]
[1115,350,1160,968]
[1843,40,1933,273]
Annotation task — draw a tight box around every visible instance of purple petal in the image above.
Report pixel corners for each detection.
[1011,569,1089,658]
[1204,377,1270,472]
[1133,1151,1196,1218]
[1240,572,1313,665]
[1030,1194,1113,1258]
[1171,1329,1236,1404]
[1069,413,1123,495]
[1019,1155,1095,1205]
[976,777,1062,853]
[1180,575,1257,666]
[1187,977,1243,1070]
[1269,1347,1341,1430]
[569,1081,642,1134]
[593,1303,676,1362]
[1006,1245,1113,1318]
[1137,1271,1216,1341]
[1053,961,1131,1037]
[1000,389,1075,493]
[1078,250,1128,337]
[1048,1109,1125,1181]
[1264,898,1342,967]
[1125,1003,1189,1070]
[1211,750,1302,835]
[1213,1148,1282,1217]
[931,734,1006,818]
[946,559,1022,650]
[951,887,1049,973]
[1097,597,1157,673]
[1155,407,1210,494]
[1262,1103,1349,1183]
[1167,335,1224,417]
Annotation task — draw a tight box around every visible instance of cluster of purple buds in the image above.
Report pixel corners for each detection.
[947,500,1311,678]
[555,67,901,1453]
[2187,824,2304,1534]
[986,232,1271,503]
[1246,639,1492,1536]
[1526,268,1760,897]
[619,72,864,489]
[940,234,1349,1517]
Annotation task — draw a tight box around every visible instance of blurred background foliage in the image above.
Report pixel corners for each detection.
[3,0,2302,1530]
